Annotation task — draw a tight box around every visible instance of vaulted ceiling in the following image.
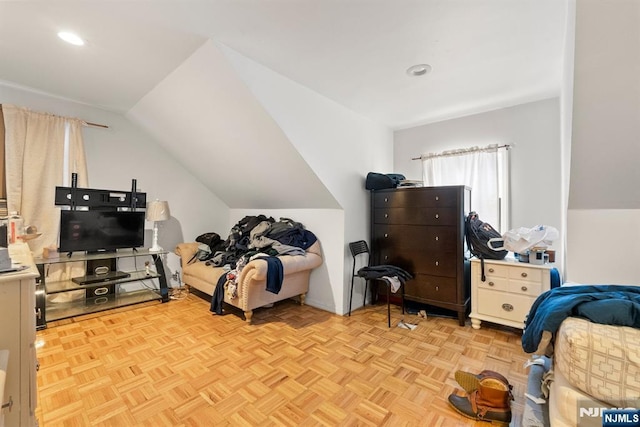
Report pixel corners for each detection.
[0,0,568,129]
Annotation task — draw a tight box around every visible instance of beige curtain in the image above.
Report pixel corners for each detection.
[0,106,6,199]
[3,104,88,256]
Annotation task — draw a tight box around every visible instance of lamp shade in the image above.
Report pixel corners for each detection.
[146,200,170,222]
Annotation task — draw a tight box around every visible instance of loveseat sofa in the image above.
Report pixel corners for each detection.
[175,239,322,324]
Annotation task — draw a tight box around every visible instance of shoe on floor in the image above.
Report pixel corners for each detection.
[448,376,513,425]
[454,369,512,394]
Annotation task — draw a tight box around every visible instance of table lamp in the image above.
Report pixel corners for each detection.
[146,200,170,252]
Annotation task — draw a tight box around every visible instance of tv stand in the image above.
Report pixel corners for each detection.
[33,249,169,329]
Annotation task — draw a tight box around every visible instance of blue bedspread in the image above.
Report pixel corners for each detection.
[521,285,640,353]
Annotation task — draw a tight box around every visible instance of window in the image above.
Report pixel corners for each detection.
[421,144,510,232]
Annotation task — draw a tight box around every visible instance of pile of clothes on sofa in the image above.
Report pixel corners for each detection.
[192,215,318,314]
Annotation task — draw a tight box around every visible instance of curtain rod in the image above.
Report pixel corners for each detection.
[411,143,512,161]
[0,104,109,129]
[83,121,109,129]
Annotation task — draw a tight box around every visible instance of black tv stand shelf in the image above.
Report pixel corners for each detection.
[33,249,169,329]
[72,270,131,285]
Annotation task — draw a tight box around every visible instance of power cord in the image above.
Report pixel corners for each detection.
[170,286,189,300]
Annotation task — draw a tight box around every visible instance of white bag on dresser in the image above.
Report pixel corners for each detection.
[488,225,559,254]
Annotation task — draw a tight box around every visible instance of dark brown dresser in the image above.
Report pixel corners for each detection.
[370,185,471,326]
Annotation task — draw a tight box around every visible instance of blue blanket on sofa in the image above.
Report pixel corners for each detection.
[521,284,640,353]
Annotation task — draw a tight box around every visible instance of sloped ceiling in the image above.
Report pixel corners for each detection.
[0,1,569,210]
[128,40,340,209]
[0,1,568,129]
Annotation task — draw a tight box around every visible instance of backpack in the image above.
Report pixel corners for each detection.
[187,244,213,264]
[196,232,226,253]
[465,211,508,281]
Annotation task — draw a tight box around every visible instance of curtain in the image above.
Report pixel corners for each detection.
[422,145,508,231]
[0,106,6,200]
[3,104,88,256]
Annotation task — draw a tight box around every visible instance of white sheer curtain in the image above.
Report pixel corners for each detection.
[3,104,88,256]
[422,145,510,232]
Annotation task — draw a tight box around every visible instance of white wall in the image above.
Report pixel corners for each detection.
[565,0,640,284]
[567,210,640,284]
[222,44,393,315]
[128,40,338,210]
[568,0,640,210]
[394,99,563,268]
[0,83,230,286]
[559,0,576,272]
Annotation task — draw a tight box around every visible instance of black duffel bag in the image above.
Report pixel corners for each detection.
[365,172,406,190]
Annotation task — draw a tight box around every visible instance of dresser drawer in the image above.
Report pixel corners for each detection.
[481,262,509,278]
[507,265,542,282]
[506,280,542,297]
[477,288,535,324]
[373,225,457,252]
[373,187,460,208]
[475,276,508,292]
[377,248,458,277]
[405,275,457,304]
[373,207,458,226]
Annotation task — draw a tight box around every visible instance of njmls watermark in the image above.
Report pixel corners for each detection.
[578,399,640,427]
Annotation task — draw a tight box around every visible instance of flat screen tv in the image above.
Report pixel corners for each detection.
[59,210,145,253]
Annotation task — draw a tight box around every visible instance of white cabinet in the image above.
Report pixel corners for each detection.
[470,258,552,330]
[0,243,39,426]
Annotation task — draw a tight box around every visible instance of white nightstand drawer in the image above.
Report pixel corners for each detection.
[482,263,508,278]
[477,288,535,324]
[506,280,542,296]
[476,276,508,292]
[508,266,542,282]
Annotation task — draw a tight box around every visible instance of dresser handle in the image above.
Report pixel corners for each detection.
[502,303,514,312]
[521,272,528,278]
[435,214,439,219]
[435,236,439,241]
[384,255,388,260]
[384,197,388,202]
[384,233,388,238]
[435,286,439,291]
[488,268,494,273]
[435,261,439,266]
[488,282,495,286]
[384,213,388,218]
[521,286,528,292]
[435,196,439,201]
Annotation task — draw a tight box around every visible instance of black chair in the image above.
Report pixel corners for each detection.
[348,240,405,327]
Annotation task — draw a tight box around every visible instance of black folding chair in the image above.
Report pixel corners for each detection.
[348,240,405,327]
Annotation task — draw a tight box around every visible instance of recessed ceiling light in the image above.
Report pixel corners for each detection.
[406,64,432,77]
[57,31,85,46]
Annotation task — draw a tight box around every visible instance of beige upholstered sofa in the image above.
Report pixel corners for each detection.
[175,241,322,323]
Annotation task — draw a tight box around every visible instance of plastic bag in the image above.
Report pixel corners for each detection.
[487,225,559,254]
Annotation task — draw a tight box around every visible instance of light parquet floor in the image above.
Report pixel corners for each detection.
[36,291,531,426]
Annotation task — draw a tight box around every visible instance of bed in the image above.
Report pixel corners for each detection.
[521,285,640,427]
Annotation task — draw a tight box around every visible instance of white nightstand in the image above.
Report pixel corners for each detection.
[469,258,553,330]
